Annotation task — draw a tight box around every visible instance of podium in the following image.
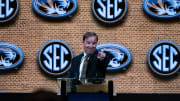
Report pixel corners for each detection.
[57,78,117,101]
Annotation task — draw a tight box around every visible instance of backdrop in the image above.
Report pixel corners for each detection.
[0,0,180,93]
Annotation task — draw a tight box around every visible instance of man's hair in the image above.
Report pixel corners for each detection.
[83,32,98,42]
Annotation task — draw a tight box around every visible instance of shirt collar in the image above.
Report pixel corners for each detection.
[83,52,87,57]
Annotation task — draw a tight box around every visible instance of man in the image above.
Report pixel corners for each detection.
[68,32,112,86]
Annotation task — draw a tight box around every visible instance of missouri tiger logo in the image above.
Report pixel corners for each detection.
[97,43,132,71]
[0,43,24,70]
[143,0,180,18]
[33,0,78,18]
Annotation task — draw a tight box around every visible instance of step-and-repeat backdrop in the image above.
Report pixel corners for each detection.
[0,0,180,93]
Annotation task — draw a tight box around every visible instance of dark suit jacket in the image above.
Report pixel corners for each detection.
[68,50,112,82]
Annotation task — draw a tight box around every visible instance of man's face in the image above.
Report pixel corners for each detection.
[83,36,97,55]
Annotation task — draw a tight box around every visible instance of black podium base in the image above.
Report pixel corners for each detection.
[0,93,179,101]
[68,93,109,101]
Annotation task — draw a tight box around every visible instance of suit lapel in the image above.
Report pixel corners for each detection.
[75,53,83,76]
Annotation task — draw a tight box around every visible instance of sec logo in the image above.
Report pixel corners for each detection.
[33,0,78,18]
[0,0,19,23]
[38,40,73,76]
[92,0,128,24]
[147,40,180,76]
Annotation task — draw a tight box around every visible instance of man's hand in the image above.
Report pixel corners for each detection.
[97,51,106,60]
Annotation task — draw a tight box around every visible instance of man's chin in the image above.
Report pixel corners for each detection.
[86,51,95,55]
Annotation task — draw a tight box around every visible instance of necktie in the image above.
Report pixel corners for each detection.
[80,55,89,84]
